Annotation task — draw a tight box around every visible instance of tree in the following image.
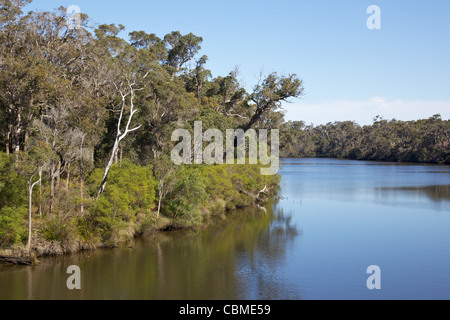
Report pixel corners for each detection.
[16,141,52,251]
[207,68,248,122]
[129,30,167,62]
[152,156,175,219]
[97,78,143,198]
[245,73,304,131]
[164,31,203,79]
[183,55,212,101]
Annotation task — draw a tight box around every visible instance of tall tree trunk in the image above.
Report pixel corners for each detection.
[150,125,161,159]
[27,169,42,252]
[56,160,61,188]
[23,128,29,152]
[50,166,55,216]
[157,192,163,219]
[66,163,71,189]
[79,137,84,214]
[98,138,119,198]
[80,176,84,214]
[39,177,42,217]
[114,148,119,164]
[5,124,12,155]
[27,182,32,251]
[13,113,22,154]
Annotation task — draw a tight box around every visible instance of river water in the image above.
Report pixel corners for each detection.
[1,158,449,300]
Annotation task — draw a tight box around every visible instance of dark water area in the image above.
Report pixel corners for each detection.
[1,159,449,300]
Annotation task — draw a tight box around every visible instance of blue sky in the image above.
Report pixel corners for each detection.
[26,0,450,125]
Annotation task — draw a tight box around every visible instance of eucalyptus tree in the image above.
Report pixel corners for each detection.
[0,2,43,156]
[129,30,167,63]
[183,55,212,101]
[16,140,54,250]
[245,73,304,131]
[94,29,151,197]
[207,69,249,125]
[164,31,203,79]
[97,75,144,198]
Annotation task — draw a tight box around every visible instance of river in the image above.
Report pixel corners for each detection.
[1,158,449,300]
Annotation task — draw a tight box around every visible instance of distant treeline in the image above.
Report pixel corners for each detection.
[280,115,450,164]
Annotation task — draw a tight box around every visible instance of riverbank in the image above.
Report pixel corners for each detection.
[0,158,280,265]
[0,183,278,265]
[282,156,450,166]
[1,159,449,300]
[0,215,184,264]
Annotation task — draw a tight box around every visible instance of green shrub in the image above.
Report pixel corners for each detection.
[88,161,158,237]
[0,153,27,208]
[40,217,76,244]
[208,198,227,216]
[166,166,208,226]
[75,217,101,249]
[0,206,27,248]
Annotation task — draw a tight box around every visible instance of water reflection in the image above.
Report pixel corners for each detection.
[235,199,302,300]
[0,197,300,300]
[3,159,449,300]
[377,185,450,203]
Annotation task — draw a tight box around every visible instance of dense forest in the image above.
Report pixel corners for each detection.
[280,116,450,164]
[0,0,297,256]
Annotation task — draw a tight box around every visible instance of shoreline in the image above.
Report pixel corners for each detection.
[281,156,450,166]
[0,197,274,266]
[0,217,194,265]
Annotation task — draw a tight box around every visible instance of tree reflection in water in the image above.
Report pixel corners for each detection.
[377,185,450,204]
[0,194,301,300]
[235,196,302,300]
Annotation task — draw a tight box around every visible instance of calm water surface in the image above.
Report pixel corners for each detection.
[1,158,449,300]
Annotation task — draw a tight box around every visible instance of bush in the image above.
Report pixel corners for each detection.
[87,161,157,238]
[208,198,227,216]
[0,153,27,208]
[205,164,280,209]
[39,217,76,244]
[166,166,208,226]
[0,206,27,248]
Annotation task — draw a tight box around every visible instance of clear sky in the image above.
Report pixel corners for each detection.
[26,0,450,125]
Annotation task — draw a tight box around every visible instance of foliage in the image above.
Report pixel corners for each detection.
[87,161,157,233]
[0,206,27,248]
[39,217,76,244]
[0,153,26,208]
[281,116,450,164]
[165,166,208,226]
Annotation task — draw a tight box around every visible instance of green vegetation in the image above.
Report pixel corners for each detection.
[0,1,291,256]
[2,1,446,258]
[281,115,450,164]
[0,206,27,247]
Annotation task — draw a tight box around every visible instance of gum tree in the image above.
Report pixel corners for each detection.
[245,73,305,131]
[17,142,53,251]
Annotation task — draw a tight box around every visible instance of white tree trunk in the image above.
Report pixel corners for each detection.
[97,138,120,198]
[97,81,142,199]
[27,169,42,252]
[80,134,85,214]
[157,192,163,219]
